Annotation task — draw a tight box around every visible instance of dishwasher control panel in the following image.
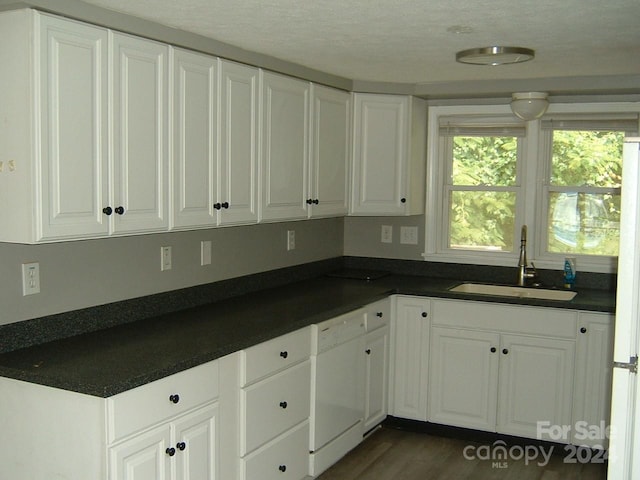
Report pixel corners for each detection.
[312,309,366,354]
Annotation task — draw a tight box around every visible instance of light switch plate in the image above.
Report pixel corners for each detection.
[287,230,296,251]
[161,246,172,271]
[201,241,212,266]
[381,225,393,244]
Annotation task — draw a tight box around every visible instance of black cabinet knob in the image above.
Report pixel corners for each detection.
[490,347,497,353]
[176,442,186,451]
[580,327,587,334]
[376,312,383,317]
[114,206,125,215]
[221,202,229,209]
[502,348,509,355]
[421,312,427,318]
[166,447,176,457]
[306,198,313,205]
[279,401,288,409]
[313,199,319,205]
[102,206,113,216]
[169,394,180,404]
[280,351,288,359]
[400,198,406,203]
[365,349,371,355]
[214,203,222,210]
[279,465,287,472]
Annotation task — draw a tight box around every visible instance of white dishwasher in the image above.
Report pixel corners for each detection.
[309,309,366,477]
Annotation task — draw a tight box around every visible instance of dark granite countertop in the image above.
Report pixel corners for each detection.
[0,273,615,398]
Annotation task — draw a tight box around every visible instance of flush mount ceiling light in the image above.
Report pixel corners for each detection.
[455,46,535,66]
[510,92,549,121]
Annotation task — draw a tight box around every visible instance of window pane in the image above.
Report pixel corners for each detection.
[548,192,620,256]
[452,136,518,186]
[449,191,516,251]
[550,130,623,188]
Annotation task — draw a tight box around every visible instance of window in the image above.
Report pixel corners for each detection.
[541,117,637,258]
[426,104,639,273]
[443,123,524,252]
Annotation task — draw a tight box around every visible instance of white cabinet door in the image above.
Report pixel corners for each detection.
[429,327,499,431]
[364,326,389,431]
[37,13,110,240]
[260,71,309,221]
[308,85,349,218]
[497,334,575,440]
[219,60,259,225]
[111,32,169,234]
[573,312,614,448]
[110,426,172,480]
[391,296,430,421]
[174,403,219,480]
[351,94,426,216]
[172,48,217,229]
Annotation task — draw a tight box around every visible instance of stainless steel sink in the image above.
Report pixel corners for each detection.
[449,283,577,301]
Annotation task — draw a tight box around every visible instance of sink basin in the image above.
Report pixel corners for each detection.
[449,283,577,301]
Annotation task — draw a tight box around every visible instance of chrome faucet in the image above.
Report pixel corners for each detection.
[517,225,537,286]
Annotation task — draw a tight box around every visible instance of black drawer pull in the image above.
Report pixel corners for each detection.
[279,401,288,409]
[502,348,509,355]
[166,447,176,457]
[280,351,288,359]
[490,347,497,353]
[169,394,180,404]
[279,465,287,472]
[177,442,186,451]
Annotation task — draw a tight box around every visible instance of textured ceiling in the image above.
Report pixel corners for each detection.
[79,0,640,86]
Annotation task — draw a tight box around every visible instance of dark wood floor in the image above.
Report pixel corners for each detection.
[317,426,607,480]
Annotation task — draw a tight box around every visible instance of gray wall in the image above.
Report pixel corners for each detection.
[343,215,425,260]
[0,218,344,326]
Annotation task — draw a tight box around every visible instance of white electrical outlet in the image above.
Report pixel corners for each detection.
[22,262,40,295]
[161,246,172,271]
[201,241,212,266]
[381,225,393,243]
[287,230,296,251]
[400,226,419,245]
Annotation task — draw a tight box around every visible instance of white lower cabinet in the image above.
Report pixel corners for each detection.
[572,312,614,448]
[0,358,221,480]
[390,296,430,421]
[110,402,219,480]
[425,298,581,443]
[364,299,391,432]
[239,327,312,480]
[429,327,499,431]
[497,334,575,440]
[107,360,221,480]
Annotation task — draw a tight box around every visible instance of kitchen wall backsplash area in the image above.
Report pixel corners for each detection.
[0,218,344,328]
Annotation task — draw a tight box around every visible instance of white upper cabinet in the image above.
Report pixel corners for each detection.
[308,85,350,218]
[172,55,259,229]
[172,48,218,229]
[38,13,110,240]
[0,10,169,242]
[350,93,426,216]
[260,71,310,221]
[111,32,169,234]
[218,60,259,226]
[0,11,110,242]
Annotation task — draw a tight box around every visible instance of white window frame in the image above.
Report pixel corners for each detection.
[425,102,640,273]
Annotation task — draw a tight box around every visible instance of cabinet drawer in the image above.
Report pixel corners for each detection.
[365,299,391,332]
[431,299,577,338]
[241,326,311,385]
[242,421,310,480]
[241,360,311,455]
[107,360,219,443]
